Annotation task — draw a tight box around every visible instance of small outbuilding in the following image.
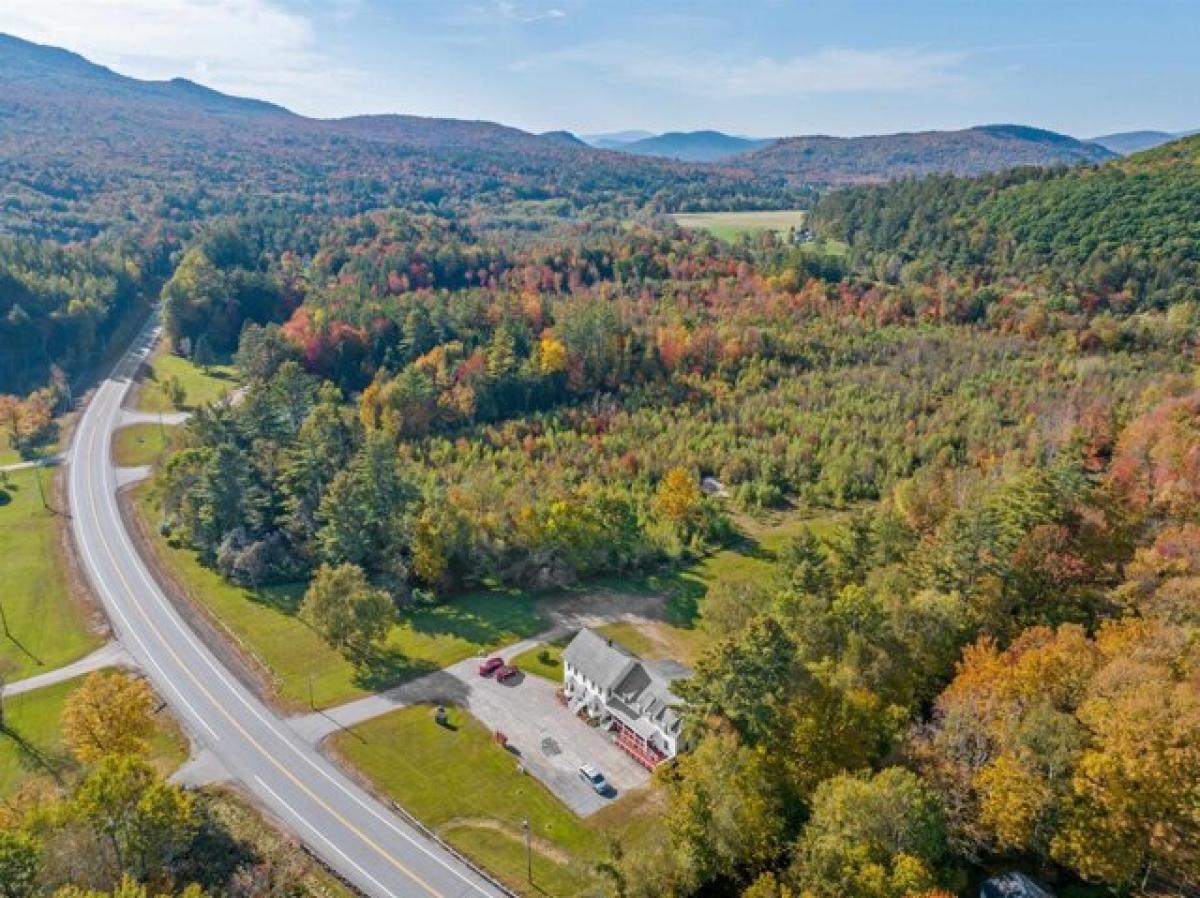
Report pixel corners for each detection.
[980,872,1055,898]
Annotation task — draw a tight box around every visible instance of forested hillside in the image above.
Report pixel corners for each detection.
[0,33,810,393]
[741,125,1114,184]
[810,134,1200,308]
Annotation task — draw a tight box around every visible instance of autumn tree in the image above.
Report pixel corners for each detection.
[793,768,948,898]
[663,732,793,888]
[62,671,156,764]
[69,756,198,887]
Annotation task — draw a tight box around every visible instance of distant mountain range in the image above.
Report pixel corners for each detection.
[1088,129,1200,155]
[0,33,785,241]
[2,30,1183,242]
[738,125,1116,184]
[614,131,776,163]
[580,130,658,150]
[578,123,1124,177]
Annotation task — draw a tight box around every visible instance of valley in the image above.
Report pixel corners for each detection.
[1,16,1199,898]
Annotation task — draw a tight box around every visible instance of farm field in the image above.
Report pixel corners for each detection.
[0,467,102,680]
[330,703,660,897]
[672,208,808,240]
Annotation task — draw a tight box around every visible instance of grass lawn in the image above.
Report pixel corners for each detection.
[136,342,238,412]
[0,468,103,680]
[112,423,178,467]
[0,444,22,467]
[511,636,570,682]
[134,485,551,709]
[331,703,658,897]
[0,672,189,798]
[672,209,808,241]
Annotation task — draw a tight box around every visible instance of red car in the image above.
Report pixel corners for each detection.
[495,664,520,682]
[479,657,504,676]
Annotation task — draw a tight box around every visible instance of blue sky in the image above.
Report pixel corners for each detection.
[1,0,1197,138]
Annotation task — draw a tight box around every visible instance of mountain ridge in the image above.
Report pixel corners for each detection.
[742,124,1115,184]
[1089,128,1200,155]
[618,130,776,162]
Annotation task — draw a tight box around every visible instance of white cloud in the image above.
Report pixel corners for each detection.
[515,42,971,99]
[457,1,567,25]
[0,0,364,115]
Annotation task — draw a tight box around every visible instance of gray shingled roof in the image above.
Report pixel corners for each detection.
[563,628,637,691]
[981,873,1054,898]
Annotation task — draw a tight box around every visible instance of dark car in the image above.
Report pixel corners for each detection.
[478,657,504,676]
[495,664,520,682]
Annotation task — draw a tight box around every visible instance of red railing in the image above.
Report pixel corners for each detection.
[615,725,667,769]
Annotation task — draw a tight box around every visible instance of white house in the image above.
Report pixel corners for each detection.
[562,628,688,768]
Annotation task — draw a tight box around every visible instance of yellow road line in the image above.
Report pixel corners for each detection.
[80,393,447,898]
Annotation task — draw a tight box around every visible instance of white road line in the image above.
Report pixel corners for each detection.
[255,776,401,898]
[68,320,501,898]
[93,374,493,897]
[72,398,220,741]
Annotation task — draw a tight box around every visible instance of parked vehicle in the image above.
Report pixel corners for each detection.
[495,664,519,682]
[578,764,610,795]
[478,657,504,676]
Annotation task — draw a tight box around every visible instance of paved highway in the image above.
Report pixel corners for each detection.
[67,315,504,898]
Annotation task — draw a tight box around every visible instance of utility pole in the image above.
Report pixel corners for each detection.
[523,817,532,884]
[308,673,315,711]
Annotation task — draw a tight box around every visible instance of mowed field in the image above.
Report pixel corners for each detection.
[331,703,661,897]
[135,341,238,412]
[672,208,808,240]
[0,467,103,680]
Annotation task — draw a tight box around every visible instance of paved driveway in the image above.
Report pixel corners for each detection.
[294,637,651,816]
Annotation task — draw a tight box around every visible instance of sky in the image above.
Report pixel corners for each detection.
[0,0,1197,138]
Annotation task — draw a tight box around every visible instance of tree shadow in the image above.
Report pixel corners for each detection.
[245,583,305,616]
[3,632,44,667]
[174,801,258,890]
[349,645,442,693]
[0,724,73,785]
[404,593,546,648]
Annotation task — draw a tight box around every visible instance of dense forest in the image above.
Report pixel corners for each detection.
[810,134,1200,308]
[0,32,808,394]
[137,191,1200,897]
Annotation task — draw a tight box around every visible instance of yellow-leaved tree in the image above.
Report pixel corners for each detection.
[61,671,155,763]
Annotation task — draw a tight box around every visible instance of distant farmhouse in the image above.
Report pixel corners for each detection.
[981,872,1055,898]
[562,628,689,769]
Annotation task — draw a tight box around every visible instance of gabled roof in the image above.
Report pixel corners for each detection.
[981,872,1054,898]
[612,662,684,735]
[563,628,637,691]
